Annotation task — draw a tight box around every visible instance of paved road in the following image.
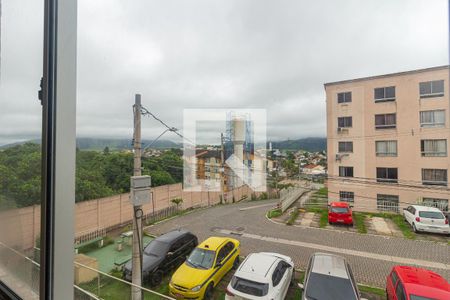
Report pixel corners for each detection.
[146,200,450,287]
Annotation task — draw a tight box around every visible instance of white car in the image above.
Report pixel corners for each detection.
[403,205,450,234]
[225,252,294,300]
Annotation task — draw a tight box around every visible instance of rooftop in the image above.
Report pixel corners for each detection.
[324,65,449,87]
[237,253,278,278]
[311,253,349,279]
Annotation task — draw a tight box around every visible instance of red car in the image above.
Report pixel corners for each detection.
[328,202,353,225]
[386,266,450,300]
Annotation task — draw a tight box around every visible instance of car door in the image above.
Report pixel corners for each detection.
[271,261,288,300]
[212,242,234,284]
[164,239,183,271]
[278,261,291,300]
[403,206,413,224]
[395,280,406,300]
[386,270,399,300]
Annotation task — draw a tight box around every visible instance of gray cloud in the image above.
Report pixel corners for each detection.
[1,0,448,145]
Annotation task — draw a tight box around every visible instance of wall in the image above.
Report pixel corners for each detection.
[0,183,259,251]
[326,66,450,212]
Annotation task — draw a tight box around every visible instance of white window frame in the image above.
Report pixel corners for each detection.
[374,86,396,102]
[375,113,396,129]
[421,139,447,157]
[420,110,446,128]
[375,141,397,157]
[419,80,444,98]
[337,92,352,104]
[422,169,448,186]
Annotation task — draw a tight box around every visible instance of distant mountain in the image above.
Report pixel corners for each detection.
[0,138,181,150]
[270,137,326,152]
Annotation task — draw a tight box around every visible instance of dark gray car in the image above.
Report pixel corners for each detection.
[299,253,367,300]
[123,229,198,286]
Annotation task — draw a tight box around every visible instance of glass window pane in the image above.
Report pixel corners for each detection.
[385,86,395,98]
[374,88,385,99]
[420,82,432,95]
[0,0,43,297]
[432,80,444,94]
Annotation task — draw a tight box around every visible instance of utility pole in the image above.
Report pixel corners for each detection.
[132,94,143,300]
[220,133,226,203]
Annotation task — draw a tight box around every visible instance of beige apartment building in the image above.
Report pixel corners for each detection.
[325,66,450,213]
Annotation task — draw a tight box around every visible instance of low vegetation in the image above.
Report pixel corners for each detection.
[267,208,282,219]
[286,208,299,225]
[353,212,368,234]
[306,207,328,228]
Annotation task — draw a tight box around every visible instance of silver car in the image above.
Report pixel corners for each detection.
[299,253,366,300]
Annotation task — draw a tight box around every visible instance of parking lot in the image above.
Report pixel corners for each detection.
[146,200,450,288]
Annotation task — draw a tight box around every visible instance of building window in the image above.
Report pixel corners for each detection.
[337,92,352,103]
[339,191,354,203]
[421,139,447,157]
[338,116,352,128]
[377,194,399,213]
[420,110,445,127]
[339,166,354,177]
[376,141,397,157]
[376,167,398,183]
[338,141,353,153]
[421,197,449,212]
[375,113,396,129]
[374,86,395,102]
[419,80,444,98]
[422,169,448,186]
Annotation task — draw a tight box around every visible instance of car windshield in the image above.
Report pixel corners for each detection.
[418,211,444,219]
[231,276,269,297]
[331,207,349,214]
[144,240,169,256]
[305,272,357,300]
[186,248,215,269]
[410,295,436,300]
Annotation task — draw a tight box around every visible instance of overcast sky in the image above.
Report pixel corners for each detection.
[0,0,448,146]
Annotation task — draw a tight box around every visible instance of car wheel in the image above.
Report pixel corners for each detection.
[150,270,163,287]
[204,282,214,300]
[232,256,240,269]
[412,223,418,233]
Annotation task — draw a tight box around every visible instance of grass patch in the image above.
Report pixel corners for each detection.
[306,207,328,228]
[317,187,328,196]
[353,213,367,234]
[267,209,282,219]
[358,284,386,297]
[286,208,299,225]
[365,212,416,239]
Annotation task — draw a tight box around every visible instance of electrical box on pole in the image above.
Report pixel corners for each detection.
[130,175,152,206]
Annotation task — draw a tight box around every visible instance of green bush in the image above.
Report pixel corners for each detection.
[267,209,282,219]
[286,208,299,225]
[353,213,367,234]
[259,192,268,200]
[171,197,183,208]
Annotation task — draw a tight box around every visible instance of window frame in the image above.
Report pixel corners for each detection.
[337,92,352,104]
[422,169,448,186]
[338,141,353,153]
[339,191,355,203]
[374,86,396,102]
[375,113,396,129]
[376,167,398,183]
[339,166,354,177]
[420,110,446,128]
[375,140,398,157]
[337,116,353,128]
[419,80,445,98]
[421,139,447,157]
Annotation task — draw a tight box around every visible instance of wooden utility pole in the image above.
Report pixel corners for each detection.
[220,133,226,203]
[132,94,142,300]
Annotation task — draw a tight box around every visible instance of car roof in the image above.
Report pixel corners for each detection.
[155,229,191,243]
[410,205,442,212]
[235,253,279,281]
[330,202,350,207]
[311,253,349,279]
[394,266,449,292]
[198,236,234,251]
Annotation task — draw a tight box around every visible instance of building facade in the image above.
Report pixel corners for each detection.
[325,66,450,212]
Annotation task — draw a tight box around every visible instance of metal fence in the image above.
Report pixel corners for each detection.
[75,228,106,245]
[144,205,179,225]
[376,200,399,213]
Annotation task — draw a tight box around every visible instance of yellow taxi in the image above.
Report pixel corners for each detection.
[169,236,240,299]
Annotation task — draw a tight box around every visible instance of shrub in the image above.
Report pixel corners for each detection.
[267,209,282,219]
[286,208,299,225]
[171,197,183,209]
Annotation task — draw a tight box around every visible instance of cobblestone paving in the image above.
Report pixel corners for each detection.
[146,200,450,287]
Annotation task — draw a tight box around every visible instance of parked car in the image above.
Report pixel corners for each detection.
[299,253,366,300]
[403,205,450,235]
[225,252,294,300]
[386,265,450,300]
[328,202,353,225]
[169,236,240,300]
[123,229,198,286]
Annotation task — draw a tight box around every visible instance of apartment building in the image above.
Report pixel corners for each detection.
[325,66,450,213]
